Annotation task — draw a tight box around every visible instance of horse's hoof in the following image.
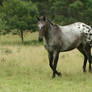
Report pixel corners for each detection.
[83,70,86,72]
[57,72,62,76]
[52,76,55,79]
[89,70,92,72]
[52,74,55,79]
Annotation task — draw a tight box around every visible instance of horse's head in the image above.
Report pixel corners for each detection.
[37,16,48,42]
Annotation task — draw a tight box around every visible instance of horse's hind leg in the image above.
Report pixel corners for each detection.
[48,51,61,78]
[83,55,87,72]
[77,45,87,72]
[84,45,92,72]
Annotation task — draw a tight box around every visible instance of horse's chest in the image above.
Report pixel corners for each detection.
[44,39,62,52]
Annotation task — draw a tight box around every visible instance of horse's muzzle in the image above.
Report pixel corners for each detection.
[38,37,43,42]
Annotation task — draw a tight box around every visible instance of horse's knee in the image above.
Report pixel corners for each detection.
[49,63,53,68]
[56,72,62,76]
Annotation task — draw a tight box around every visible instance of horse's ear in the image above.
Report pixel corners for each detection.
[43,16,46,21]
[37,16,40,21]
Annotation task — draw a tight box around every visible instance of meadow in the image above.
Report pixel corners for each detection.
[0,32,92,92]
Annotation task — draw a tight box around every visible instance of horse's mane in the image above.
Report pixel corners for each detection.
[47,19,54,25]
[47,19,61,32]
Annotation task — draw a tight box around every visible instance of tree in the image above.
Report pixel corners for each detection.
[0,0,39,43]
[81,0,92,25]
[32,0,92,26]
[32,0,52,17]
[0,16,6,33]
[0,0,3,6]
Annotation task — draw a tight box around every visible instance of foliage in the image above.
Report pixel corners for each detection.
[0,16,5,33]
[0,0,92,35]
[32,0,92,26]
[0,0,3,6]
[0,0,39,34]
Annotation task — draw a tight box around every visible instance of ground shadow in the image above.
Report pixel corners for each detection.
[0,40,43,46]
[23,40,43,46]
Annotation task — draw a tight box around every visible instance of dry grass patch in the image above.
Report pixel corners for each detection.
[0,33,92,92]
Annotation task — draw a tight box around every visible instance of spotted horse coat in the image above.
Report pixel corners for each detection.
[59,22,92,48]
[81,23,92,46]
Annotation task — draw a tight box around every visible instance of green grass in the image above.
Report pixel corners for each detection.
[0,32,42,46]
[0,32,92,92]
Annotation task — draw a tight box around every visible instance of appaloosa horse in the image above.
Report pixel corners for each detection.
[37,16,92,78]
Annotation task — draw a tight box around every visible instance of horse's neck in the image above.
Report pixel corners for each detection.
[44,28,50,39]
[44,24,53,44]
[44,24,61,45]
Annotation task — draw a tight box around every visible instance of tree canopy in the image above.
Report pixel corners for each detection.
[0,0,39,42]
[32,0,92,26]
[0,0,92,34]
[0,0,39,32]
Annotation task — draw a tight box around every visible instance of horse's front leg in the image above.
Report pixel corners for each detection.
[48,51,54,71]
[48,51,61,78]
[52,51,61,78]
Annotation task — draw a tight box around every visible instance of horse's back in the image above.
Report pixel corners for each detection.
[59,22,92,50]
[58,22,86,51]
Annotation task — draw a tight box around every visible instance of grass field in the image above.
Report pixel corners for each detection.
[0,32,92,92]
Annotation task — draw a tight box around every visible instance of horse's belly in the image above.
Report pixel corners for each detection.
[60,41,80,52]
[60,42,79,51]
[60,34,83,51]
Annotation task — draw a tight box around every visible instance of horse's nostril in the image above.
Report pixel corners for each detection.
[38,37,43,42]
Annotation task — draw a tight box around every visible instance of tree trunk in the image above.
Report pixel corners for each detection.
[20,30,24,43]
[0,0,3,6]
